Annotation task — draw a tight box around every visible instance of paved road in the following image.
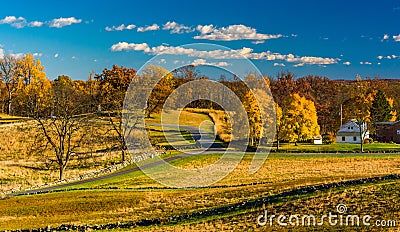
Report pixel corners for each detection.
[7,124,226,197]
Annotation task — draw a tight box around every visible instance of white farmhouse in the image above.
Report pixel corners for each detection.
[336,119,369,143]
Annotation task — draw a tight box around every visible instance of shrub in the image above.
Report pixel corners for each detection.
[323,134,335,144]
[364,138,373,144]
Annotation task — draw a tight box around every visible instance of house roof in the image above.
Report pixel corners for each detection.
[374,120,400,126]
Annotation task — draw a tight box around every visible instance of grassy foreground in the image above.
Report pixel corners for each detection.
[1,152,400,230]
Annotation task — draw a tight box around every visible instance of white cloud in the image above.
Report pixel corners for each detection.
[273,63,285,67]
[191,58,230,67]
[0,16,27,28]
[0,48,4,58]
[105,23,136,31]
[110,42,150,52]
[9,53,24,59]
[49,17,82,28]
[393,34,400,42]
[196,24,214,34]
[28,21,44,27]
[377,56,383,60]
[293,63,304,67]
[110,42,338,66]
[0,16,82,28]
[251,40,265,44]
[0,16,23,24]
[32,52,42,57]
[194,24,282,41]
[382,34,389,40]
[343,61,351,66]
[54,53,59,58]
[162,21,194,34]
[137,23,160,32]
[360,61,372,65]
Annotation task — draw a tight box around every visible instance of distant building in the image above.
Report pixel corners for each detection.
[313,135,323,144]
[375,121,400,143]
[336,119,369,143]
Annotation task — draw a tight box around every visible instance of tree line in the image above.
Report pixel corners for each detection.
[1,53,399,178]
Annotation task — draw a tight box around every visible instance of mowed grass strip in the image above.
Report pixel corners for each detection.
[1,153,400,230]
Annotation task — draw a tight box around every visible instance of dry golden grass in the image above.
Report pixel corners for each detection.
[0,153,400,230]
[0,119,122,192]
[160,180,400,231]
[184,108,232,142]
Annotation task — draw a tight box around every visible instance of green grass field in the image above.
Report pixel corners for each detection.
[1,110,400,231]
[1,152,400,230]
[272,142,400,152]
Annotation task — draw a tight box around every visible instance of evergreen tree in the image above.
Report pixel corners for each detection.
[371,90,393,123]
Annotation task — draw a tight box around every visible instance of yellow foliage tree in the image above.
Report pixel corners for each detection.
[387,97,397,121]
[16,53,51,116]
[280,93,320,144]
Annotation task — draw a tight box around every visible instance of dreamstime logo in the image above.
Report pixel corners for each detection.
[257,204,397,228]
[122,43,276,188]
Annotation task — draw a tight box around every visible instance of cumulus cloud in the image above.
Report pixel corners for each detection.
[0,47,4,58]
[191,58,230,67]
[196,24,214,34]
[163,21,194,34]
[343,61,351,66]
[0,16,27,28]
[48,17,82,28]
[110,42,338,66]
[110,42,150,52]
[105,24,136,31]
[54,53,59,58]
[273,63,285,67]
[393,34,400,42]
[137,23,159,32]
[28,21,44,27]
[194,24,282,41]
[0,16,82,28]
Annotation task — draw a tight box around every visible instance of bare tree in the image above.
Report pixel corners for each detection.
[25,75,92,180]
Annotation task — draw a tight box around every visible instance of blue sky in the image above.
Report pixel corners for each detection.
[1,0,400,80]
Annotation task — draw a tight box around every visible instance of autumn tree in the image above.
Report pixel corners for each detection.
[241,74,276,147]
[28,75,93,180]
[141,65,175,118]
[0,55,19,115]
[280,93,320,145]
[370,90,393,123]
[17,53,46,85]
[270,71,297,106]
[275,103,283,150]
[95,65,136,161]
[344,75,374,152]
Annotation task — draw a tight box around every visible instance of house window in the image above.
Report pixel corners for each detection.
[342,137,345,141]
[351,127,353,130]
[348,127,350,130]
[353,137,357,141]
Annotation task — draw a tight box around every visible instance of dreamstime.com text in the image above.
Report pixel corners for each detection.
[257,204,397,228]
